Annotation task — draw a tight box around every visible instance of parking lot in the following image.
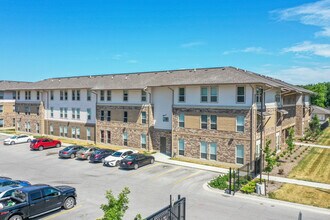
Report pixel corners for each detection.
[1,134,329,220]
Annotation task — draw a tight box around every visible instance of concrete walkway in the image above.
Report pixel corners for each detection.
[154,153,330,190]
[294,142,330,149]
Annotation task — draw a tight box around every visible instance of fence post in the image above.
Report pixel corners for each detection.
[247,162,249,179]
[178,195,181,219]
[229,167,232,195]
[237,169,240,190]
[233,170,236,194]
[169,195,172,219]
[183,198,186,220]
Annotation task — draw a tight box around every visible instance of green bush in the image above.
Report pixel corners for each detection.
[209,174,229,190]
[280,153,284,157]
[240,181,257,194]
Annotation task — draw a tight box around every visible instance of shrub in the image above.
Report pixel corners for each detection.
[240,181,257,194]
[278,168,284,175]
[291,160,294,162]
[294,156,297,160]
[280,153,284,157]
[209,174,229,190]
[276,162,281,167]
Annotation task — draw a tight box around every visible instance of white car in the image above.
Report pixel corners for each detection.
[3,135,34,145]
[103,149,137,167]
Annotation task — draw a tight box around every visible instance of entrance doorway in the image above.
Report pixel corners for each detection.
[160,137,166,154]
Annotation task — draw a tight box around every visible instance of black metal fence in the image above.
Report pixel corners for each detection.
[145,195,186,220]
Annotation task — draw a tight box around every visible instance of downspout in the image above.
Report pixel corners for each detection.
[91,90,98,145]
[248,84,254,167]
[144,87,152,152]
[168,87,174,157]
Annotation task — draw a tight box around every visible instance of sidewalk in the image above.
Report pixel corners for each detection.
[154,153,330,190]
[294,142,330,149]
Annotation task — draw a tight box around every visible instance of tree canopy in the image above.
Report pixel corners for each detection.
[302,82,330,107]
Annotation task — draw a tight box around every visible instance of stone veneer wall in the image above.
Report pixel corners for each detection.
[150,128,172,155]
[172,107,251,164]
[96,105,152,150]
[15,103,44,134]
[0,102,16,128]
[295,105,303,137]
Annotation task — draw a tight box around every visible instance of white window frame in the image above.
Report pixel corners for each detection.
[236,116,245,132]
[236,145,244,164]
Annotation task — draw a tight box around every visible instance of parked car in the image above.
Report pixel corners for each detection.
[3,135,34,145]
[103,149,136,167]
[30,138,61,151]
[0,185,22,199]
[89,149,114,163]
[76,147,99,160]
[58,145,84,159]
[0,178,30,188]
[120,153,155,170]
[0,184,77,220]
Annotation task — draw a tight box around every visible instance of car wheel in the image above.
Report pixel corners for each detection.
[38,146,44,151]
[150,158,155,164]
[56,143,61,148]
[63,197,75,210]
[10,141,15,145]
[27,139,31,143]
[134,163,139,170]
[70,154,75,159]
[9,215,23,220]
[116,161,120,167]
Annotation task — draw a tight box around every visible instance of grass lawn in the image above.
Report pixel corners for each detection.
[316,127,330,146]
[289,147,330,184]
[268,184,330,209]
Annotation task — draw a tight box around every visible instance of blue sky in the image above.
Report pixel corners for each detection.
[0,0,329,84]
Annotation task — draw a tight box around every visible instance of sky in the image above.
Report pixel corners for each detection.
[0,0,330,85]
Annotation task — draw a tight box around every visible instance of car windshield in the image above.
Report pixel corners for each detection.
[63,147,72,151]
[125,155,137,160]
[112,152,122,157]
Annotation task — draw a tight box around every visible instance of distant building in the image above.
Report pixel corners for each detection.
[311,105,330,124]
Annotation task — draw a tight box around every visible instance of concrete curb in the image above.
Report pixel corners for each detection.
[203,182,330,215]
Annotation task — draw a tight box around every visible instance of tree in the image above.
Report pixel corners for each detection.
[263,139,277,183]
[286,127,295,154]
[303,83,328,107]
[99,187,130,220]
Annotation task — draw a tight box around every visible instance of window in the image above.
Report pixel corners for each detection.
[100,90,105,101]
[201,87,208,102]
[50,124,54,135]
[107,90,111,101]
[100,110,105,121]
[30,191,42,201]
[123,111,128,123]
[72,108,76,119]
[36,107,39,115]
[210,115,217,130]
[179,139,185,155]
[17,122,20,130]
[236,145,244,164]
[42,187,60,197]
[100,130,105,143]
[141,90,147,102]
[76,127,80,139]
[0,119,3,128]
[87,108,92,120]
[36,91,40,100]
[36,123,39,133]
[25,91,31,100]
[64,126,68,137]
[107,111,111,121]
[275,93,281,106]
[12,118,15,127]
[13,91,16,99]
[76,108,80,119]
[0,105,3,113]
[50,91,54,100]
[236,116,245,132]
[178,88,185,102]
[141,111,146,124]
[256,88,263,103]
[0,92,3,99]
[27,122,31,132]
[210,143,217,160]
[64,108,68,118]
[60,126,63,137]
[179,113,185,128]
[71,127,76,138]
[200,142,207,159]
[237,86,245,103]
[201,115,208,129]
[76,90,80,100]
[141,134,146,148]
[123,90,128,101]
[25,106,30,115]
[276,132,280,152]
[72,90,76,100]
[210,86,218,102]
[86,127,91,140]
[123,131,128,146]
[256,140,261,158]
[60,90,64,100]
[107,131,111,143]
[163,115,169,122]
[64,90,68,100]
[60,108,63,118]
[87,90,91,101]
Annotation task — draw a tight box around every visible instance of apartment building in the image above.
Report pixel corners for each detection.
[1,67,312,166]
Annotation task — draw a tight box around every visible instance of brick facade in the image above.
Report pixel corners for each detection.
[0,101,16,128]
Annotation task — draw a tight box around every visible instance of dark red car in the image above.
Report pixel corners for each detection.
[30,138,61,151]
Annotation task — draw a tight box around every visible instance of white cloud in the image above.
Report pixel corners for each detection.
[180,41,205,48]
[268,66,330,84]
[283,41,330,57]
[272,0,330,37]
[223,47,270,55]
